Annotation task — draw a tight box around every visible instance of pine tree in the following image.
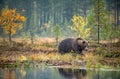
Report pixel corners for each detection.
[88,0,107,42]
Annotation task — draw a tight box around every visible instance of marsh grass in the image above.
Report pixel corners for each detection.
[0,38,120,69]
[85,53,102,68]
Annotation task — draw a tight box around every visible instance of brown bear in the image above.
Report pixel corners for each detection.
[58,38,88,54]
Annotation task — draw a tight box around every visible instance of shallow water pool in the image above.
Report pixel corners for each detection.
[0,66,120,79]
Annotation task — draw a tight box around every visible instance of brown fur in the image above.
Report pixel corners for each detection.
[58,38,88,54]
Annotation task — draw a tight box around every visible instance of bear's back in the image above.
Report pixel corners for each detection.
[58,38,74,53]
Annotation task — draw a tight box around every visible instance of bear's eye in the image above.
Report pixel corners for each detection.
[82,41,85,44]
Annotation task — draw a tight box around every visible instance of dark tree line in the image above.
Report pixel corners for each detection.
[0,0,92,37]
[0,0,120,42]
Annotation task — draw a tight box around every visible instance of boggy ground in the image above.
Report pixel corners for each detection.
[0,37,120,69]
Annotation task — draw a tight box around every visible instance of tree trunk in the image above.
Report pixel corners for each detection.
[8,33,12,46]
[97,0,100,44]
[31,36,34,44]
[30,31,34,44]
[56,36,58,46]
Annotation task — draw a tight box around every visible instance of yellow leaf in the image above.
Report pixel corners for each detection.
[71,14,91,39]
[0,9,27,36]
[20,55,27,62]
[20,16,26,22]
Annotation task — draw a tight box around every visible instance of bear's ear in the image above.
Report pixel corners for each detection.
[77,39,83,45]
[76,37,83,40]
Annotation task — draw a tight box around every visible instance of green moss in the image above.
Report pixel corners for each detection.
[24,61,31,68]
[42,43,56,48]
[86,61,92,68]
[94,46,114,58]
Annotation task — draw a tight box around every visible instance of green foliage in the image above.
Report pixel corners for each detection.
[94,46,120,58]
[42,43,56,48]
[101,22,114,40]
[86,55,102,68]
[95,47,109,57]
[53,24,61,37]
[87,11,97,40]
[87,0,109,40]
[52,24,62,44]
[71,14,91,39]
[93,0,106,23]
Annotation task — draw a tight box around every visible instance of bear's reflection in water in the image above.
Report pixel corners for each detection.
[58,68,87,79]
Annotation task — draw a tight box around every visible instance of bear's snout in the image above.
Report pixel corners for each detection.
[84,47,88,51]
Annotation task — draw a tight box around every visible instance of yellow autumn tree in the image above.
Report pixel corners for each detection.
[0,9,26,45]
[71,14,91,39]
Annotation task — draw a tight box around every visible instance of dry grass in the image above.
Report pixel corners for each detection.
[0,37,120,68]
[12,37,56,45]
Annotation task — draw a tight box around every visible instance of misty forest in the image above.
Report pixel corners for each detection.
[0,0,120,79]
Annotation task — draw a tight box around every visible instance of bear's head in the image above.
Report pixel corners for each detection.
[76,38,89,51]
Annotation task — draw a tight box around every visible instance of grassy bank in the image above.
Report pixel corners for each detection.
[0,37,120,69]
